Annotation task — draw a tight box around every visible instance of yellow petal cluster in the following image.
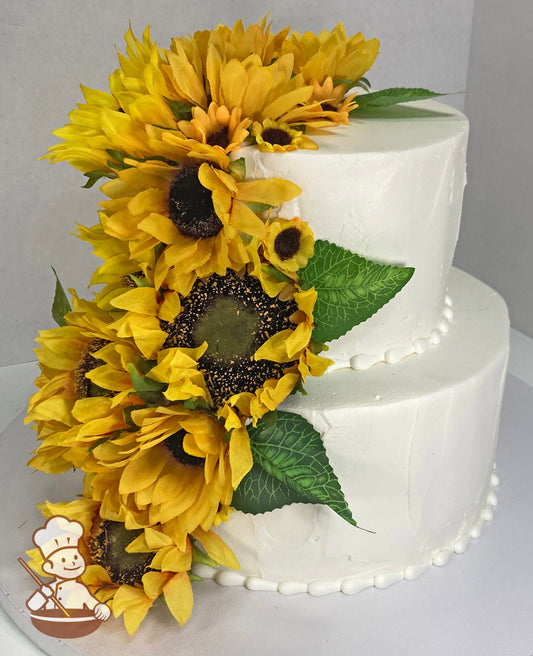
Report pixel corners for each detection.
[97,158,300,296]
[282,23,379,86]
[44,19,379,176]
[85,404,252,545]
[45,27,177,174]
[26,295,147,473]
[27,497,237,634]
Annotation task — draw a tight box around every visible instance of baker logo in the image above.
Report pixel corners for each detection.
[18,515,111,638]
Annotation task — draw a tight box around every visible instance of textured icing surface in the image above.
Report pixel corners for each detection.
[233,100,469,366]
[208,270,509,592]
[198,472,500,595]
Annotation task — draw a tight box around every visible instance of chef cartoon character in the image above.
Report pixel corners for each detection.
[25,515,111,621]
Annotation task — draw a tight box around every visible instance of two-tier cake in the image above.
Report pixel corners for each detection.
[211,101,509,593]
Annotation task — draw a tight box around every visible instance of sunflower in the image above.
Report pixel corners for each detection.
[282,23,379,86]
[85,404,252,545]
[307,76,359,125]
[26,498,238,634]
[251,119,318,152]
[263,216,315,273]
[26,289,208,475]
[98,157,301,297]
[25,294,147,472]
[44,27,179,176]
[156,267,331,426]
[177,102,252,154]
[278,23,378,127]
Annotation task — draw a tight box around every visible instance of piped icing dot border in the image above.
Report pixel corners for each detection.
[324,294,455,372]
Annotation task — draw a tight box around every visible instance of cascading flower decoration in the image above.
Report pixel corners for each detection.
[25,16,440,633]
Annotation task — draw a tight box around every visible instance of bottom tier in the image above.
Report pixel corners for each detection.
[207,269,510,594]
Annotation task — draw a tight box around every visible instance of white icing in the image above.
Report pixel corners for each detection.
[233,100,469,367]
[204,468,501,595]
[208,270,509,594]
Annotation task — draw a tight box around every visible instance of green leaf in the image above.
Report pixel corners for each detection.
[105,148,130,172]
[165,97,193,121]
[191,542,219,569]
[289,378,307,396]
[222,431,232,444]
[333,76,371,92]
[353,78,371,92]
[261,264,291,282]
[87,432,120,453]
[129,274,151,288]
[232,463,317,514]
[233,411,356,526]
[333,77,355,88]
[244,201,273,213]
[352,87,442,111]
[261,410,278,427]
[183,397,211,411]
[51,267,71,327]
[127,363,166,396]
[299,240,414,344]
[82,170,115,188]
[228,157,246,182]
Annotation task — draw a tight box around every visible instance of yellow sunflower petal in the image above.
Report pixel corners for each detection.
[110,287,160,315]
[163,572,193,626]
[142,570,173,599]
[236,178,301,205]
[192,528,240,570]
[159,545,193,573]
[119,448,167,494]
[167,46,207,106]
[137,213,182,244]
[230,201,266,239]
[112,585,154,635]
[229,425,253,488]
[158,291,181,322]
[261,85,313,120]
[82,564,113,586]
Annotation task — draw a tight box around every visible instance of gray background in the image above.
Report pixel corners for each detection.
[1,0,531,366]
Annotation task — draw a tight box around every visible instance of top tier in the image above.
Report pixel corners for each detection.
[234,100,469,369]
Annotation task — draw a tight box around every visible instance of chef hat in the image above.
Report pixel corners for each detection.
[33,515,84,559]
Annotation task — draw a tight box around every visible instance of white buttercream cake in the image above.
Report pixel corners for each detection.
[203,100,510,593]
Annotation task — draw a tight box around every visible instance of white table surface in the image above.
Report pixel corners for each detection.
[1,329,532,656]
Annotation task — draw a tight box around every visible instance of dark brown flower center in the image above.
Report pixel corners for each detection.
[88,519,154,586]
[262,127,292,146]
[162,271,298,408]
[164,429,204,467]
[168,163,223,239]
[75,339,111,399]
[207,126,230,149]
[274,227,302,260]
[321,102,338,113]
